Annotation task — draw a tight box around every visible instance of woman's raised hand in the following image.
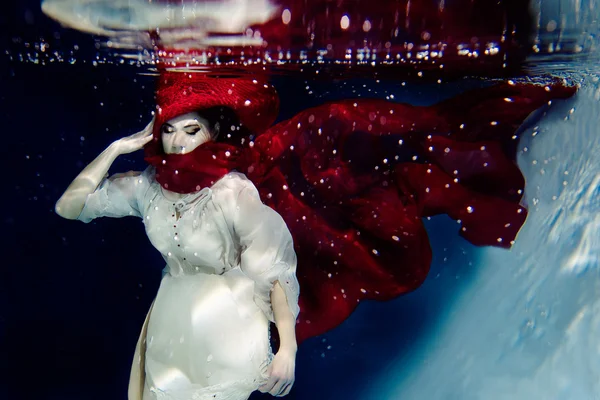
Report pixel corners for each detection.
[115,116,155,155]
[55,116,156,220]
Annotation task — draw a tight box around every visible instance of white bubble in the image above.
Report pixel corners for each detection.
[281,9,291,24]
[340,15,350,30]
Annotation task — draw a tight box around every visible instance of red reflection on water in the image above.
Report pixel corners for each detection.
[153,0,534,79]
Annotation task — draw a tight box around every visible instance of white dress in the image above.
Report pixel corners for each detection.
[78,167,301,400]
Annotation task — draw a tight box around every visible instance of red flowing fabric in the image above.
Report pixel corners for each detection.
[145,74,577,343]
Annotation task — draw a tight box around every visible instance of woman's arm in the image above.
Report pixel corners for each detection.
[55,142,121,219]
[258,281,297,397]
[222,177,300,397]
[271,281,298,353]
[55,118,154,220]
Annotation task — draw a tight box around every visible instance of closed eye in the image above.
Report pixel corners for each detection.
[161,124,174,134]
[185,127,201,135]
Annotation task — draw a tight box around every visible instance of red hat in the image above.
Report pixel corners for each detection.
[145,71,280,158]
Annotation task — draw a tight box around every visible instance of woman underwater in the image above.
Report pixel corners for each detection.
[56,78,300,400]
[55,72,576,400]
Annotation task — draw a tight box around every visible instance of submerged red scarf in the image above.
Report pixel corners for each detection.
[144,72,577,344]
[145,142,244,193]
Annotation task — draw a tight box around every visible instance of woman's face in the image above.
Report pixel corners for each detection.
[161,112,212,154]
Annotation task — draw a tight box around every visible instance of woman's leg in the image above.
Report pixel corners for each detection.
[128,301,154,400]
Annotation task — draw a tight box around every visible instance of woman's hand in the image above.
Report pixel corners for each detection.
[258,347,296,397]
[114,117,155,155]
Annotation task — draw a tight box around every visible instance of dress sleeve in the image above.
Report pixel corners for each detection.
[228,176,300,323]
[77,168,152,223]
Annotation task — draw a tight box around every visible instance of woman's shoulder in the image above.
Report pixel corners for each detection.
[108,166,155,184]
[212,171,257,193]
[210,172,260,208]
[105,166,157,205]
[141,165,157,182]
